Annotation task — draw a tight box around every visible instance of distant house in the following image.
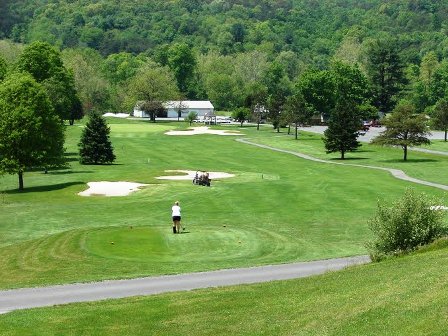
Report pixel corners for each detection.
[133,100,214,118]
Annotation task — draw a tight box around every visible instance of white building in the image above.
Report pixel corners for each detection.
[133,101,214,118]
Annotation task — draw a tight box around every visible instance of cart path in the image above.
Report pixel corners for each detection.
[0,255,370,314]
[236,138,448,191]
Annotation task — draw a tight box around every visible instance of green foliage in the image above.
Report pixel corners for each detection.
[16,41,64,82]
[231,107,250,127]
[125,64,179,112]
[41,69,83,124]
[0,55,7,81]
[365,38,407,114]
[323,100,361,159]
[185,111,197,125]
[283,91,313,139]
[0,72,64,189]
[167,43,198,98]
[78,112,115,164]
[368,189,447,260]
[431,98,448,141]
[372,102,430,160]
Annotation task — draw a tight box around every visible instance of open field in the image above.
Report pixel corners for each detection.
[1,239,447,335]
[0,119,446,290]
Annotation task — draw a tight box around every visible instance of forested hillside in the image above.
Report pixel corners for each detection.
[2,0,447,63]
[1,0,448,117]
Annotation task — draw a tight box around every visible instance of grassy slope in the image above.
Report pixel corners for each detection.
[1,240,447,336]
[0,120,446,289]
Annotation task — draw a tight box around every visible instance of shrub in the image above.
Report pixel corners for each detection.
[367,189,447,261]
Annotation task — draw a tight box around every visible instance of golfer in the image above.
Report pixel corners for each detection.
[171,201,182,233]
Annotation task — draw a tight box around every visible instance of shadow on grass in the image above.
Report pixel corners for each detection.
[329,157,369,161]
[381,158,438,163]
[4,181,85,194]
[47,170,94,175]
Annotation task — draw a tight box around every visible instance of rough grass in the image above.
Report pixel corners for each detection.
[1,240,447,335]
[0,120,446,289]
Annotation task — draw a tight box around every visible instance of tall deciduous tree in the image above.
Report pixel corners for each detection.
[0,73,64,190]
[16,41,64,82]
[372,102,430,161]
[283,92,313,139]
[365,38,406,114]
[42,69,83,125]
[323,100,361,159]
[431,98,448,141]
[231,107,250,127]
[78,112,115,165]
[125,64,179,121]
[167,43,198,98]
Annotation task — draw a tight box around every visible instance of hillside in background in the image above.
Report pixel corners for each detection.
[1,0,448,65]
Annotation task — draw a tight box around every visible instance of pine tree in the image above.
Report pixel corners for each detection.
[78,113,115,164]
[323,100,361,159]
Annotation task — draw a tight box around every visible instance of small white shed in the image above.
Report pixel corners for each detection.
[133,101,214,118]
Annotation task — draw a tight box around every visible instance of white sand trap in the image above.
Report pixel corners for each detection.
[103,113,130,118]
[156,170,235,180]
[78,181,148,197]
[165,126,242,136]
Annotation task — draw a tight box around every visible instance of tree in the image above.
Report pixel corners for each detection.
[62,48,111,113]
[0,73,64,190]
[431,98,448,141]
[283,92,314,140]
[41,69,83,125]
[365,38,407,114]
[186,111,198,125]
[323,100,361,159]
[78,112,115,165]
[232,107,250,127]
[167,43,198,98]
[263,62,291,132]
[125,64,179,121]
[137,101,167,122]
[372,102,430,161]
[16,41,64,82]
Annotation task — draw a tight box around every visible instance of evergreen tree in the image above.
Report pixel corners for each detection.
[323,100,361,159]
[365,38,406,114]
[79,113,115,164]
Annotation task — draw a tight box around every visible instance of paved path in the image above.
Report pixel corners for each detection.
[0,256,370,314]
[236,138,448,191]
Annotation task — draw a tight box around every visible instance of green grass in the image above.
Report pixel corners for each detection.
[0,120,446,289]
[243,126,448,185]
[1,239,447,335]
[423,139,448,152]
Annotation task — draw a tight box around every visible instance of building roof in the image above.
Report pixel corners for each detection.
[164,101,214,109]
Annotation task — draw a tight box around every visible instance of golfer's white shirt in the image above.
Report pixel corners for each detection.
[172,205,181,217]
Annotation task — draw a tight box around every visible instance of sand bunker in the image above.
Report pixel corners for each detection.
[103,113,130,118]
[165,126,242,136]
[156,170,235,180]
[78,181,148,197]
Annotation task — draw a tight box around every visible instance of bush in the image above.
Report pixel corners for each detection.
[367,189,447,261]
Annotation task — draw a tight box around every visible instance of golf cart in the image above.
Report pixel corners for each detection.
[193,171,211,187]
